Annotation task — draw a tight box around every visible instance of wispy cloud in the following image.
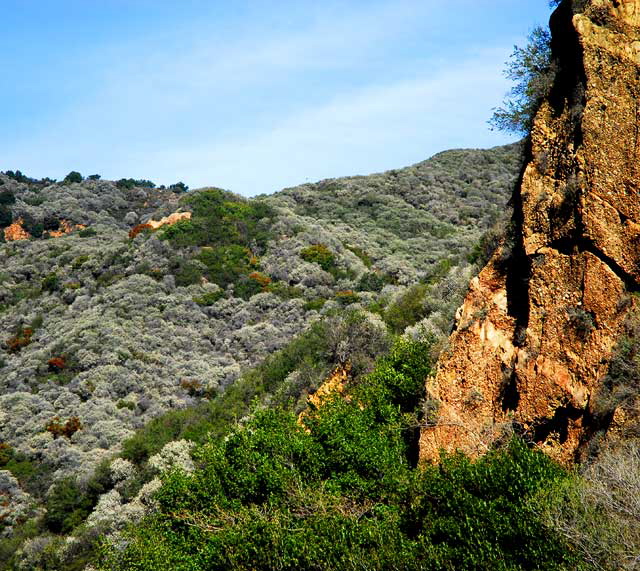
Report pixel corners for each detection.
[0,0,533,193]
[142,46,514,195]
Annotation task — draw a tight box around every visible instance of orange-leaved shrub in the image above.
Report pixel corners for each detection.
[46,416,82,439]
[47,356,66,373]
[128,223,154,240]
[6,327,33,353]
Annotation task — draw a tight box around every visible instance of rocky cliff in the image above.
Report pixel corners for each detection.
[420,0,640,464]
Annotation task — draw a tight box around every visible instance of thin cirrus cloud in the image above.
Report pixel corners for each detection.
[0,0,552,195]
[144,46,515,195]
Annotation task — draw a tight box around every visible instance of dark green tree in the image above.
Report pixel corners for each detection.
[63,171,83,184]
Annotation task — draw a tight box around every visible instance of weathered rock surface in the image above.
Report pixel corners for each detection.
[420,0,640,464]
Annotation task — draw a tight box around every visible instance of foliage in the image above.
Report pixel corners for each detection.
[170,181,189,193]
[0,189,16,205]
[163,188,274,250]
[384,284,429,334]
[45,416,82,439]
[116,178,156,189]
[198,245,257,291]
[41,271,60,293]
[300,243,336,272]
[0,204,12,228]
[592,302,640,426]
[47,356,66,372]
[99,335,576,571]
[335,290,360,305]
[129,223,154,240]
[192,290,225,306]
[63,171,84,184]
[566,306,595,340]
[542,440,640,571]
[6,326,34,353]
[78,227,97,237]
[490,26,556,134]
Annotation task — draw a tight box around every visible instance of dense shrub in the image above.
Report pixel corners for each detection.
[169,181,189,193]
[47,356,66,373]
[78,227,97,237]
[99,336,576,571]
[162,188,274,250]
[128,223,154,240]
[300,243,336,272]
[116,178,156,189]
[384,284,429,333]
[0,205,12,228]
[192,290,225,306]
[63,171,83,184]
[0,189,16,205]
[45,416,82,439]
[41,272,60,293]
[6,326,34,353]
[197,245,256,289]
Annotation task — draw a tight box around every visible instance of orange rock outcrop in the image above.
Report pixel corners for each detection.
[420,0,640,464]
[146,211,191,230]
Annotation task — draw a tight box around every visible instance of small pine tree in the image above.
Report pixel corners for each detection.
[490,26,556,134]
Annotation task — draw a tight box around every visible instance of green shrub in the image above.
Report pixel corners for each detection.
[162,189,274,251]
[0,205,12,228]
[358,271,386,292]
[41,272,60,293]
[303,298,326,312]
[169,181,189,193]
[345,244,373,268]
[63,171,83,184]
[335,290,360,305]
[0,189,16,205]
[99,334,576,571]
[384,284,429,333]
[490,26,556,135]
[269,282,305,300]
[78,227,97,238]
[72,255,90,269]
[300,243,336,272]
[192,290,225,306]
[197,245,255,290]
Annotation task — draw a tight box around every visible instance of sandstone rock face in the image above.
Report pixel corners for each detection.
[420,0,640,464]
[146,211,191,229]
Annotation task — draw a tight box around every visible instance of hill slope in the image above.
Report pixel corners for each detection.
[0,143,522,567]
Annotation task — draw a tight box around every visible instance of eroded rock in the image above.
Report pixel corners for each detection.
[420,0,640,464]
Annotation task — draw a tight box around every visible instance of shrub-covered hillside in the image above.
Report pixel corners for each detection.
[0,144,522,568]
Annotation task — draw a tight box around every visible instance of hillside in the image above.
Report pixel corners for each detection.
[0,144,522,568]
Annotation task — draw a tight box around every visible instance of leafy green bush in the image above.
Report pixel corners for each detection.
[63,171,83,184]
[0,189,16,205]
[197,245,255,290]
[116,178,156,189]
[78,227,97,237]
[173,260,204,287]
[41,272,60,293]
[192,290,225,306]
[162,189,274,251]
[384,284,429,333]
[99,335,576,571]
[300,243,336,272]
[0,205,12,228]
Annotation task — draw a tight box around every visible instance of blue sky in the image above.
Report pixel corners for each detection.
[1,1,553,196]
